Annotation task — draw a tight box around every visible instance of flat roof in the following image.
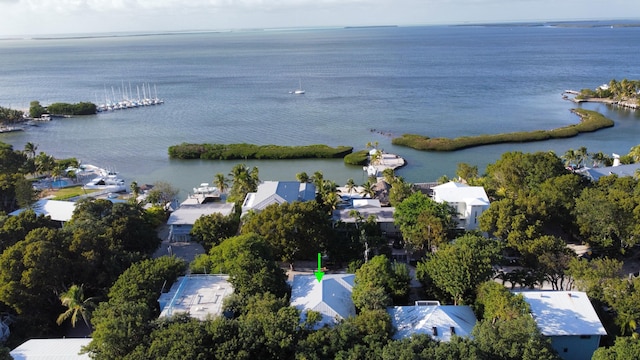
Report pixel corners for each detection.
[514,290,607,336]
[167,202,235,225]
[10,338,91,359]
[158,274,233,321]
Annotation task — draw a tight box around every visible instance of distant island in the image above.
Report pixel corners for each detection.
[168,143,354,160]
[391,109,613,152]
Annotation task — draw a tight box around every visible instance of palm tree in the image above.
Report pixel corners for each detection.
[345,178,356,195]
[360,181,375,199]
[23,142,38,159]
[296,172,310,183]
[56,284,95,328]
[562,149,578,168]
[130,181,140,199]
[213,173,229,194]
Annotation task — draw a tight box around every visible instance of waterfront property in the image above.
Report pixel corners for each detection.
[9,198,76,225]
[514,290,607,360]
[431,181,490,231]
[158,274,233,321]
[576,162,640,182]
[242,181,316,215]
[388,301,477,341]
[290,274,356,329]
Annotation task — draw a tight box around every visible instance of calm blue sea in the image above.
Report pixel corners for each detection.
[1,25,639,196]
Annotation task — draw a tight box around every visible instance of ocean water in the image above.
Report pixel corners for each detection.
[1,25,639,197]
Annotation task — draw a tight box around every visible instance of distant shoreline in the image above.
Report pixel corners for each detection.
[391,109,614,152]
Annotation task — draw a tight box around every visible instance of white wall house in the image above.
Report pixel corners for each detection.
[431,181,490,231]
[515,290,607,360]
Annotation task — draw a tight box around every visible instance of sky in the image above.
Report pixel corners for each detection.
[0,0,639,37]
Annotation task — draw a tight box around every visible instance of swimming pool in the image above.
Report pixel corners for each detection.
[50,179,71,188]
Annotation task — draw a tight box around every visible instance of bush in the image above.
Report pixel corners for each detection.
[168,143,353,160]
[344,150,369,165]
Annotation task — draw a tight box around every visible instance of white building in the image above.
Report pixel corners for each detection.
[515,290,607,360]
[9,199,76,225]
[431,181,490,231]
[166,202,235,242]
[10,338,91,359]
[242,181,316,214]
[290,274,356,329]
[158,274,234,321]
[388,301,477,341]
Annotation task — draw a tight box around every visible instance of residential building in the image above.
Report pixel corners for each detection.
[388,301,477,341]
[10,338,91,359]
[431,181,490,231]
[290,274,355,329]
[242,181,316,214]
[576,162,640,181]
[9,198,76,225]
[515,290,607,360]
[158,274,233,321]
[166,202,234,242]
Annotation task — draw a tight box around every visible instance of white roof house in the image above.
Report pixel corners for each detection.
[515,290,607,360]
[158,274,233,321]
[388,301,477,341]
[290,274,356,328]
[10,338,92,359]
[431,181,490,231]
[9,199,76,223]
[242,181,316,213]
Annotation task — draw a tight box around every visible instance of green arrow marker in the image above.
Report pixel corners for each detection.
[314,253,325,283]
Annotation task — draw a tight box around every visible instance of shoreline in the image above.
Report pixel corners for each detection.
[563,90,639,109]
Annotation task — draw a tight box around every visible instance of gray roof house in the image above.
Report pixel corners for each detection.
[242,181,316,214]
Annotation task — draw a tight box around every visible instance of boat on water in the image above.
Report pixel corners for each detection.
[290,79,305,95]
[83,170,126,192]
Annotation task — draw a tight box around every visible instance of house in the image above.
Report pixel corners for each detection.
[430,181,490,231]
[9,198,76,225]
[515,290,607,360]
[166,202,235,242]
[158,274,233,321]
[290,274,356,329]
[10,338,91,359]
[332,206,399,236]
[242,181,316,214]
[388,301,477,341]
[576,162,640,181]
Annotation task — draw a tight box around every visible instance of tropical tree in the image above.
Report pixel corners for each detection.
[360,180,375,199]
[23,142,38,159]
[345,178,356,195]
[56,284,95,328]
[228,164,259,203]
[213,172,229,194]
[296,171,310,183]
[416,233,502,305]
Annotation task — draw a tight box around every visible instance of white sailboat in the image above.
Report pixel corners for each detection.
[290,79,305,95]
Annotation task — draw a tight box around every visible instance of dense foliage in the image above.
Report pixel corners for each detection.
[343,149,369,165]
[578,78,640,102]
[168,143,353,160]
[0,106,24,124]
[392,109,614,151]
[46,102,97,115]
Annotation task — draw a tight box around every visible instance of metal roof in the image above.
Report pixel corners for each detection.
[514,290,607,336]
[10,338,91,359]
[290,274,356,328]
[388,303,477,341]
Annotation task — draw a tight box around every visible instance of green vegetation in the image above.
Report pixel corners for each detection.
[392,109,614,151]
[28,101,46,119]
[343,149,369,165]
[0,106,24,124]
[49,185,98,200]
[577,78,640,102]
[46,102,97,115]
[168,142,353,160]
